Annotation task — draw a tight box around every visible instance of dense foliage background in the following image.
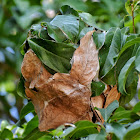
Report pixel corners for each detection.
[0,0,140,139]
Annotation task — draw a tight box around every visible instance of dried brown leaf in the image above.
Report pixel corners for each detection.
[104,85,121,108]
[70,30,99,86]
[21,31,99,131]
[91,94,105,123]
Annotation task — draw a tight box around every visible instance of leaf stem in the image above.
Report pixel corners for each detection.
[131,3,135,33]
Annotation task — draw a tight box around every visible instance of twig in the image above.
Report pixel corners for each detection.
[131,3,135,33]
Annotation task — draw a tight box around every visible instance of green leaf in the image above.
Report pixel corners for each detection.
[125,0,133,16]
[28,38,75,73]
[0,128,13,139]
[29,24,51,40]
[100,28,121,77]
[50,15,79,42]
[37,134,53,140]
[44,22,67,42]
[124,120,140,140]
[1,120,9,131]
[118,37,140,59]
[99,27,117,74]
[84,129,106,140]
[20,101,34,120]
[91,81,105,96]
[135,46,140,72]
[23,128,48,140]
[106,122,126,140]
[132,102,140,113]
[65,121,98,140]
[78,12,98,28]
[17,76,26,98]
[98,100,119,122]
[22,115,39,137]
[60,5,79,16]
[78,27,93,40]
[118,57,135,95]
[93,31,106,50]
[110,110,140,123]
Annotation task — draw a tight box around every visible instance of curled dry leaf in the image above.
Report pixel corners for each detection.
[91,94,105,123]
[70,30,99,86]
[21,30,100,131]
[104,85,121,108]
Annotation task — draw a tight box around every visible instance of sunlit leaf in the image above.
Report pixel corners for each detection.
[20,101,34,120]
[22,115,39,137]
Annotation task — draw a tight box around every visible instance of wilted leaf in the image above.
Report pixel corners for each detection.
[70,30,99,86]
[21,31,99,131]
[104,85,120,108]
[91,94,105,123]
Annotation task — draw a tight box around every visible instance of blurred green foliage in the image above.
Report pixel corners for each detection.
[0,0,140,139]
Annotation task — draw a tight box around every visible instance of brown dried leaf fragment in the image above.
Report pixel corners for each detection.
[21,30,99,131]
[70,30,99,86]
[104,85,121,108]
[91,94,105,123]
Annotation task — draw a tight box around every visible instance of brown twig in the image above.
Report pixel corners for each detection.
[131,3,135,33]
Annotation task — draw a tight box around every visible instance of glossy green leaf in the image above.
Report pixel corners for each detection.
[91,81,105,96]
[65,121,98,140]
[106,122,126,140]
[110,110,140,123]
[123,120,140,140]
[99,27,117,74]
[20,101,34,120]
[28,38,74,73]
[118,57,135,95]
[100,28,121,77]
[135,46,140,72]
[50,15,79,42]
[17,76,26,98]
[93,31,106,50]
[98,100,119,122]
[44,22,67,42]
[22,115,39,137]
[118,37,140,59]
[78,12,98,28]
